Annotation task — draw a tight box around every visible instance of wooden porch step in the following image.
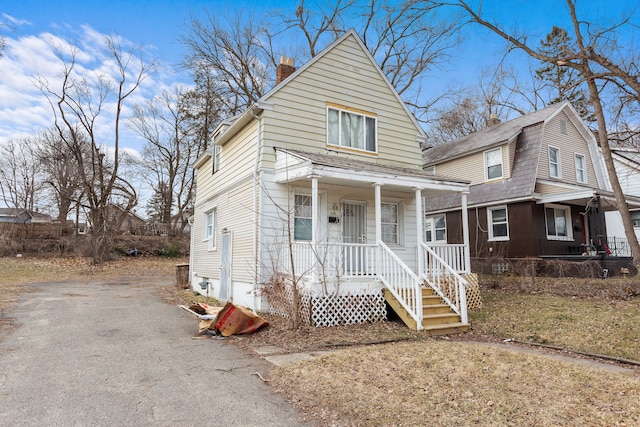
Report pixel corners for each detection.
[421,322,470,337]
[422,312,462,326]
[383,288,470,335]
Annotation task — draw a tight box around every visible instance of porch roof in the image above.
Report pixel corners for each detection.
[274,149,470,193]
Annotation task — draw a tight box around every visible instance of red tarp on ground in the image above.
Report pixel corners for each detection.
[214,301,269,337]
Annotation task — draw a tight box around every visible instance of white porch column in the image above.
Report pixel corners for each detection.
[311,176,319,246]
[414,188,424,275]
[311,175,320,285]
[374,183,382,243]
[461,191,471,273]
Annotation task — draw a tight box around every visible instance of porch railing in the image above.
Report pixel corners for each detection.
[419,242,468,324]
[607,236,632,257]
[424,243,469,273]
[377,241,423,330]
[286,242,377,278]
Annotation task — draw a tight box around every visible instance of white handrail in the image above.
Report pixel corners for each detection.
[424,243,469,273]
[420,242,468,324]
[377,241,423,330]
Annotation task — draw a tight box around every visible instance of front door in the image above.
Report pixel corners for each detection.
[342,201,367,274]
[219,232,231,301]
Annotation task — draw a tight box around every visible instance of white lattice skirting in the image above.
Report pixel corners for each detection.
[268,288,388,327]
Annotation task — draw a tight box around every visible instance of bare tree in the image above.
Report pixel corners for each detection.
[453,0,640,270]
[183,12,273,117]
[183,1,462,123]
[0,137,44,211]
[35,127,85,222]
[36,36,155,264]
[130,87,207,235]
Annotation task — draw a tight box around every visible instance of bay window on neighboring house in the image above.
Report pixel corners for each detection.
[294,194,312,241]
[574,153,586,183]
[487,206,509,241]
[425,215,446,243]
[549,146,561,178]
[203,208,216,250]
[484,147,503,181]
[545,204,573,240]
[327,106,377,153]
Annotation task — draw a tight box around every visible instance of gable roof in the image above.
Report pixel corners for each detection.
[424,122,544,210]
[422,102,569,166]
[208,29,425,150]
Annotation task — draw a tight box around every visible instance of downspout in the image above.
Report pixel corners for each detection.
[250,108,261,310]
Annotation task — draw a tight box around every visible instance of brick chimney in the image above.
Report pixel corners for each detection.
[488,113,501,127]
[276,56,295,84]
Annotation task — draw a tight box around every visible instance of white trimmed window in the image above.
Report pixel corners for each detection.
[327,107,377,153]
[381,203,399,244]
[294,194,312,241]
[425,215,446,243]
[488,206,509,241]
[549,146,561,178]
[545,204,573,240]
[575,153,586,183]
[484,147,503,181]
[631,211,640,227]
[212,145,221,174]
[203,209,216,250]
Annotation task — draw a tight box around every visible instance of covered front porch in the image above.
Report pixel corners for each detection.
[271,149,473,331]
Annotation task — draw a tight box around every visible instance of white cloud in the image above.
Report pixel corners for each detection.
[0,23,190,154]
[2,13,31,27]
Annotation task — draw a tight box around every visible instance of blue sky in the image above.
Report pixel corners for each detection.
[1,0,638,154]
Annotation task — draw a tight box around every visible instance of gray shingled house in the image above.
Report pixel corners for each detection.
[422,101,640,266]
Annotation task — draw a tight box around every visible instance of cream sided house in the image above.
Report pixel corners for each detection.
[605,146,640,253]
[422,101,640,273]
[189,30,477,333]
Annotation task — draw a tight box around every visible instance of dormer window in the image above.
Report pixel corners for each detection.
[484,147,503,181]
[327,106,377,153]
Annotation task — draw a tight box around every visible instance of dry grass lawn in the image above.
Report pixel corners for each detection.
[3,258,640,426]
[269,340,640,426]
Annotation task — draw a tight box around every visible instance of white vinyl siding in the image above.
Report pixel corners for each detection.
[575,153,586,183]
[258,34,424,169]
[484,147,503,181]
[540,112,598,186]
[488,206,509,241]
[549,146,561,178]
[545,204,573,241]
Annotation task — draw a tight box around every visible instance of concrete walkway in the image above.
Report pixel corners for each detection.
[0,275,307,426]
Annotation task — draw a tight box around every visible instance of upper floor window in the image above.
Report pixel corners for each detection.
[549,146,561,178]
[631,211,640,227]
[425,215,446,243]
[575,153,586,183]
[487,206,509,241]
[327,107,377,153]
[212,145,221,174]
[294,194,312,241]
[484,147,503,181]
[381,203,399,245]
[545,204,573,240]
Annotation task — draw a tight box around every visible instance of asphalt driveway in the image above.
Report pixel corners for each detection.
[0,274,306,426]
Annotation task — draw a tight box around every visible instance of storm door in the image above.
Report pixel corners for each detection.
[342,201,367,274]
